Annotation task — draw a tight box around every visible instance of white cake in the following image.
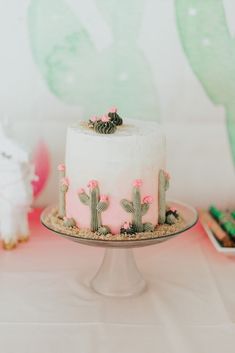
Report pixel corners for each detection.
[59,116,168,235]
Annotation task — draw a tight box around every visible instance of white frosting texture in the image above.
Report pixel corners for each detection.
[65,119,166,234]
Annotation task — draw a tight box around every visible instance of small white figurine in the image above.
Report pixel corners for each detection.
[0,123,37,250]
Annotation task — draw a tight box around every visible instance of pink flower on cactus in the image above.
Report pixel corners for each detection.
[87,180,98,189]
[78,188,85,194]
[100,195,108,202]
[57,163,65,171]
[143,195,153,204]
[101,115,110,123]
[133,179,143,188]
[164,171,170,180]
[90,115,98,122]
[61,177,69,186]
[109,106,117,113]
[123,222,130,230]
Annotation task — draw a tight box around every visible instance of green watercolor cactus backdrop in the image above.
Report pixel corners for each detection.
[27,0,159,120]
[27,0,235,163]
[175,0,235,164]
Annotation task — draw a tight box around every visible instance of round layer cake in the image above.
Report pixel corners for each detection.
[63,118,166,234]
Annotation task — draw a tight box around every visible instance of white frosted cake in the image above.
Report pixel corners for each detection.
[56,108,178,238]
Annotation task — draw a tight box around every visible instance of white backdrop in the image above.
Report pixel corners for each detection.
[0,0,234,207]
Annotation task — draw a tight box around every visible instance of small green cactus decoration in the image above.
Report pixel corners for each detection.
[97,225,111,236]
[165,209,179,225]
[94,115,117,134]
[88,115,98,129]
[143,222,155,232]
[87,108,123,134]
[57,164,69,219]
[108,107,123,126]
[158,170,170,224]
[63,217,76,228]
[78,180,109,232]
[120,222,137,235]
[120,179,153,232]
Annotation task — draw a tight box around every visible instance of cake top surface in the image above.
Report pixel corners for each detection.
[69,119,163,139]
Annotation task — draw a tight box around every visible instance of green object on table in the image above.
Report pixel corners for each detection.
[209,206,235,238]
[209,206,224,221]
[231,211,235,220]
[223,223,235,237]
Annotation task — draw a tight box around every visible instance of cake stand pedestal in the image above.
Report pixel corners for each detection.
[41,201,198,297]
[91,248,146,296]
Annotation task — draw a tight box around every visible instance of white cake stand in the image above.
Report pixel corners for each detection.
[41,200,198,297]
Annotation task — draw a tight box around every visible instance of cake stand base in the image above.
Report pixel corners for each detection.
[91,248,146,297]
[41,200,198,297]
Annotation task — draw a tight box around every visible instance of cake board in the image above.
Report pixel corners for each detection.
[41,200,198,297]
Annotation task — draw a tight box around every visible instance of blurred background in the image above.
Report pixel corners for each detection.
[0,0,234,208]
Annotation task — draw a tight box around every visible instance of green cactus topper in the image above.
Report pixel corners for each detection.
[88,109,123,135]
[57,163,69,219]
[94,115,117,134]
[120,179,153,232]
[158,169,170,224]
[78,180,109,232]
[108,107,123,126]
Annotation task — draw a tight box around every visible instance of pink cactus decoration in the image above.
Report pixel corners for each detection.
[107,107,123,126]
[133,179,143,188]
[101,115,110,123]
[123,222,130,230]
[100,195,109,202]
[58,163,69,218]
[121,180,154,233]
[88,107,123,134]
[78,180,110,233]
[88,115,100,129]
[57,167,75,226]
[90,116,98,122]
[143,196,153,204]
[109,107,117,113]
[57,163,65,171]
[61,177,69,186]
[87,179,98,189]
[164,171,170,180]
[158,169,170,224]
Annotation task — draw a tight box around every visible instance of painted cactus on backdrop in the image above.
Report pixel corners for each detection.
[28,0,159,120]
[175,0,235,164]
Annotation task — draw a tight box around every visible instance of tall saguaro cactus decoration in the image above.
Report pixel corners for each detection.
[158,170,170,224]
[121,179,153,232]
[175,0,235,164]
[57,164,69,219]
[78,180,109,232]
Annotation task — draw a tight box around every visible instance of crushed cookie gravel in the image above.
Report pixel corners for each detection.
[42,208,186,241]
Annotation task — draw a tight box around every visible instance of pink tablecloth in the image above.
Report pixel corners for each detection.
[0,209,234,353]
